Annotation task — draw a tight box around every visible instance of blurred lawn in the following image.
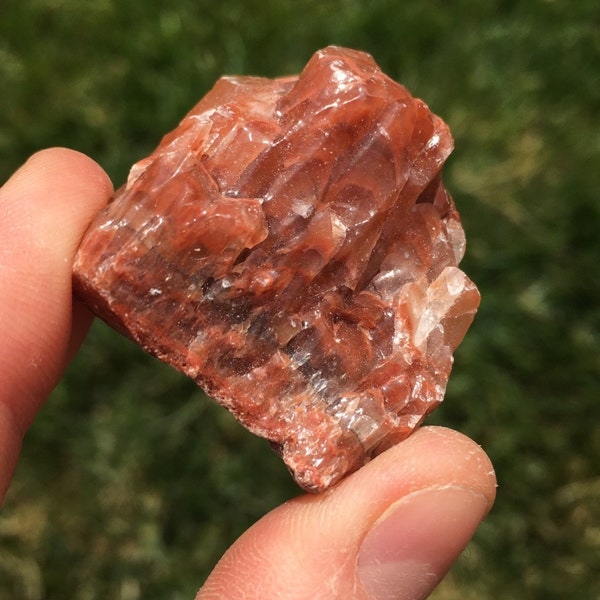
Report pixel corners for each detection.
[1,0,599,598]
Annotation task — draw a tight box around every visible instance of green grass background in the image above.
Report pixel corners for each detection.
[1,1,599,598]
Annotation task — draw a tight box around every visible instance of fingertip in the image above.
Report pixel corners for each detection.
[20,147,113,196]
[198,427,496,599]
[352,427,496,599]
[0,147,113,503]
[318,425,496,524]
[0,147,113,429]
[408,426,497,508]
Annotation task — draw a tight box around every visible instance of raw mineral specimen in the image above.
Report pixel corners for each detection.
[73,46,480,492]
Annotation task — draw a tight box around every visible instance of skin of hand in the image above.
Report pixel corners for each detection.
[0,148,496,600]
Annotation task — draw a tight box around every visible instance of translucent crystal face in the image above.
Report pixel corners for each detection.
[73,46,480,492]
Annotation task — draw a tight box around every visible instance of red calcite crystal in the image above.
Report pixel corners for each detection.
[73,47,480,492]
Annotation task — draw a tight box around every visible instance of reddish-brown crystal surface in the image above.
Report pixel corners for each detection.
[73,47,480,492]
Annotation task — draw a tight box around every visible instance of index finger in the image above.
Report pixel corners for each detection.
[0,148,112,501]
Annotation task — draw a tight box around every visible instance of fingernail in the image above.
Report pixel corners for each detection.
[357,486,489,600]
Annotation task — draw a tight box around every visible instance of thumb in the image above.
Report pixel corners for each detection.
[197,426,496,600]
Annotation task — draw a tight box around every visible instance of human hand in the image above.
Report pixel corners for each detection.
[0,148,496,599]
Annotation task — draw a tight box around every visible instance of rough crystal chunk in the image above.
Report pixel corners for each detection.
[73,46,480,492]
